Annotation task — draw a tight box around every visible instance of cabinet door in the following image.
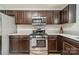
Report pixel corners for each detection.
[63,41,71,55]
[24,11,32,24]
[17,39,29,53]
[48,36,57,53]
[57,36,63,52]
[15,11,32,24]
[60,7,68,24]
[15,11,24,24]
[48,40,57,52]
[53,11,60,24]
[70,46,79,55]
[69,4,76,23]
[63,41,79,55]
[9,36,30,54]
[63,6,69,23]
[9,39,19,53]
[60,11,64,24]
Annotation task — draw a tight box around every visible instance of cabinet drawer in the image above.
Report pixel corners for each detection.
[48,35,57,40]
[9,35,30,39]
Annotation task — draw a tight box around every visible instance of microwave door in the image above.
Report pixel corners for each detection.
[32,19,42,23]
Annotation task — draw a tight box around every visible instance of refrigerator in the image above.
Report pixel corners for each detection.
[0,12,16,55]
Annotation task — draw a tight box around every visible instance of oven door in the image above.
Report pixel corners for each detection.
[30,37,47,48]
[36,40,46,47]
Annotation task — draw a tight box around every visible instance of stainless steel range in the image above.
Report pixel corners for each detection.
[30,17,48,55]
[30,29,48,55]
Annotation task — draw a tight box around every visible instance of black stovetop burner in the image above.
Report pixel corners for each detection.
[30,29,48,38]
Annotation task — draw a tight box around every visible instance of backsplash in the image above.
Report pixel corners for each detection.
[16,25,33,34]
[17,22,79,36]
[17,25,61,34]
[62,23,79,35]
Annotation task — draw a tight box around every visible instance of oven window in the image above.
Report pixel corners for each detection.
[36,40,46,47]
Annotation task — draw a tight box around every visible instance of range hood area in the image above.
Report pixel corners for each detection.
[0,4,79,55]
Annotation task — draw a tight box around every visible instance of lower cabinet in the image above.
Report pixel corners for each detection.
[57,36,63,53]
[9,35,79,55]
[63,40,79,55]
[9,35,30,54]
[48,35,57,54]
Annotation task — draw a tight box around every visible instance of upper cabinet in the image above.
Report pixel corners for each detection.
[60,4,76,24]
[15,11,24,24]
[38,11,52,24]
[0,4,76,24]
[53,11,60,24]
[69,4,76,23]
[15,11,32,24]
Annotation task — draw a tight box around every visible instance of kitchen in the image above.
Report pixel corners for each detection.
[0,4,79,55]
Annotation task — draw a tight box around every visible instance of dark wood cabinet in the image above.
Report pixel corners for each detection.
[53,11,60,24]
[0,10,60,24]
[60,4,76,24]
[9,35,30,54]
[63,6,69,23]
[69,4,76,23]
[38,11,61,24]
[63,41,79,55]
[60,6,69,24]
[0,4,76,24]
[62,37,79,55]
[15,11,52,24]
[24,11,32,24]
[15,11,32,24]
[15,11,24,24]
[57,36,63,53]
[48,35,57,54]
[48,35,79,55]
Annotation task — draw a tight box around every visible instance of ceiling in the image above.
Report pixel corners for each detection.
[0,4,68,10]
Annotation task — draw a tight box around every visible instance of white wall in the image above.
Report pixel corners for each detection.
[1,13,16,55]
[0,15,2,34]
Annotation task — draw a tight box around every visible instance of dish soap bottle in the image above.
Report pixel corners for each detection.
[60,26,63,34]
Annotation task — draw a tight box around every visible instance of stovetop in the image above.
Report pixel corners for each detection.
[30,33,48,38]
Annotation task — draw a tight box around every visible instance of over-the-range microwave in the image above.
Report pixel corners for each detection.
[32,16,46,26]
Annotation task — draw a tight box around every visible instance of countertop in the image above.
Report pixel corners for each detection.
[8,33,30,35]
[8,33,79,41]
